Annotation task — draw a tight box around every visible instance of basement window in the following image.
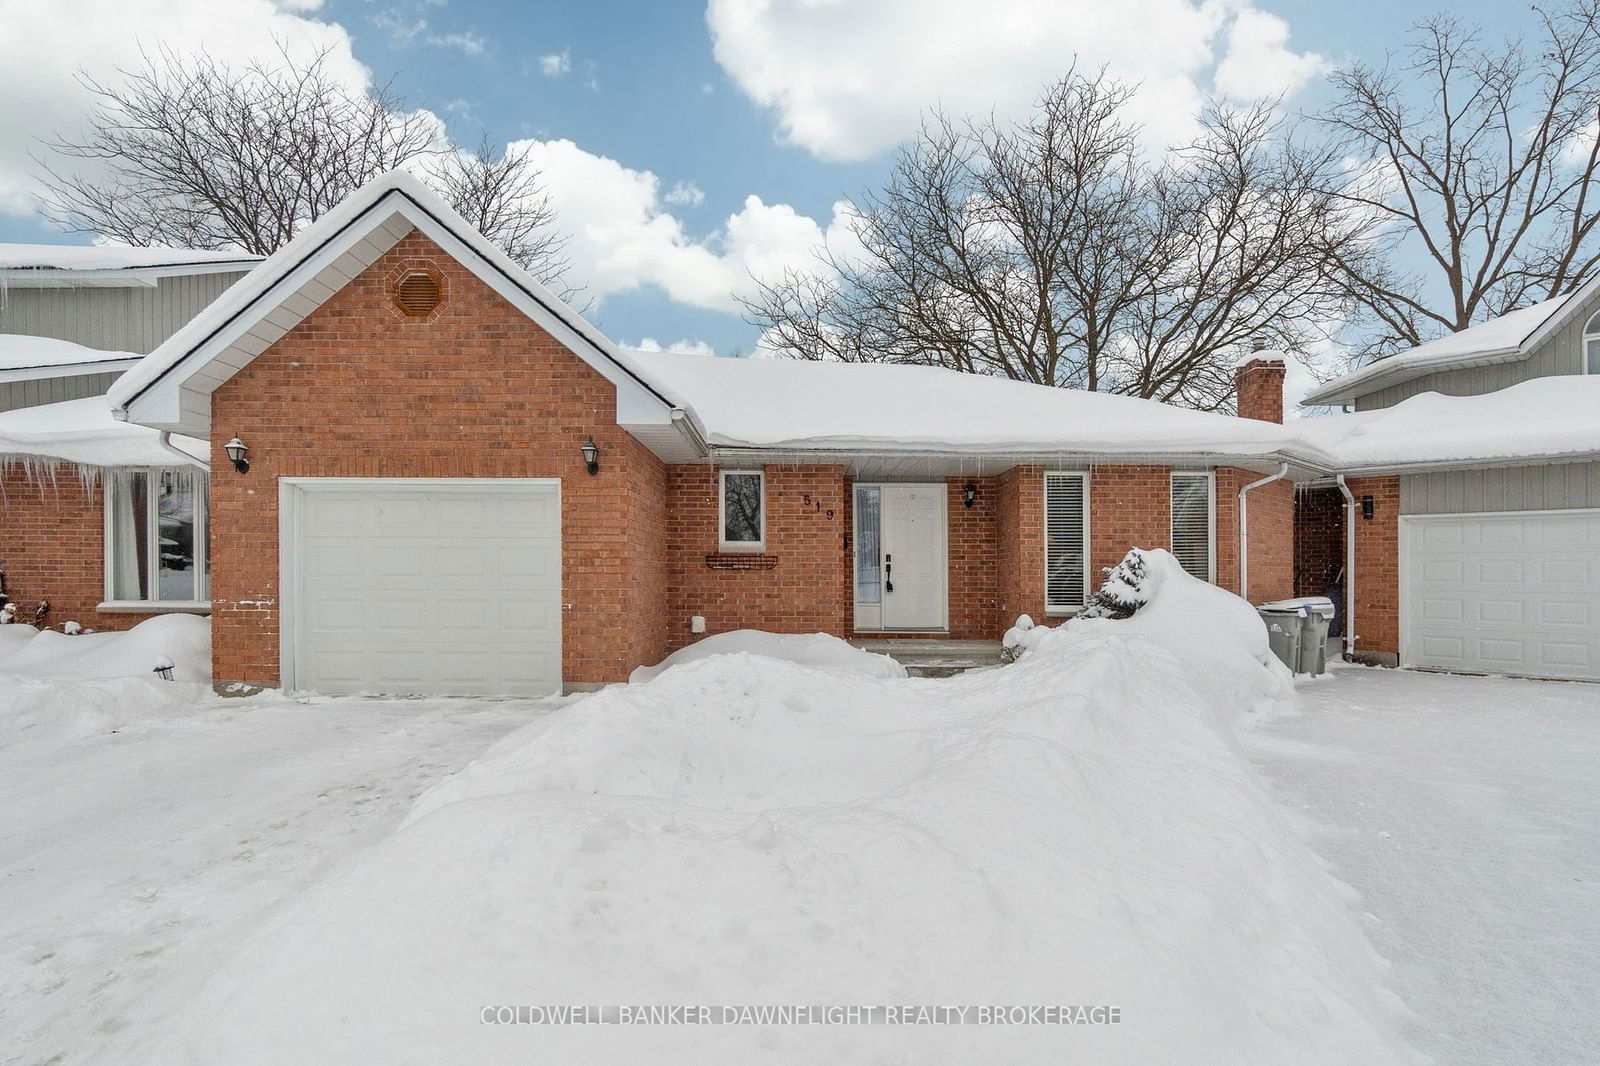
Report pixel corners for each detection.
[719,470,765,552]
[103,469,211,609]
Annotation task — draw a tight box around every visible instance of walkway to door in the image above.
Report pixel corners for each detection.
[851,639,1002,677]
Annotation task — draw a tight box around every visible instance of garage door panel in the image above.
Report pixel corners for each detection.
[290,481,561,696]
[1404,510,1600,681]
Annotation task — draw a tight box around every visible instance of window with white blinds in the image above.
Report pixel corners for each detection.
[1170,472,1214,582]
[1045,472,1089,611]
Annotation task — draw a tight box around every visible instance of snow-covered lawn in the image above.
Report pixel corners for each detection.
[1246,667,1600,1066]
[0,685,554,1065]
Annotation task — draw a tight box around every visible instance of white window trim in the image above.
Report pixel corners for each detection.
[102,468,211,609]
[1169,470,1217,584]
[718,469,766,552]
[1043,470,1091,616]
[1584,309,1600,374]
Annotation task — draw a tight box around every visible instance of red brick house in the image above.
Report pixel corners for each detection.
[7,171,1592,693]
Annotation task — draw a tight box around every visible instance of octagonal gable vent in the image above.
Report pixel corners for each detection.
[394,270,443,316]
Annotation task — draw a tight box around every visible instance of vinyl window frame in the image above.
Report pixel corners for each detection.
[1169,470,1217,583]
[718,468,766,552]
[100,467,212,612]
[1584,310,1600,375]
[1043,470,1091,615]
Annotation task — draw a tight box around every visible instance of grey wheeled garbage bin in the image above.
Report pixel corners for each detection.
[1257,604,1304,673]
[1258,597,1336,675]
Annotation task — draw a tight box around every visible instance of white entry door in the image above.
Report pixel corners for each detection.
[878,483,948,630]
[283,478,562,696]
[1402,509,1600,680]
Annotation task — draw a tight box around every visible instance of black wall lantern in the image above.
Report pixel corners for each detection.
[963,483,979,509]
[1361,494,1374,521]
[581,437,600,475]
[223,436,250,474]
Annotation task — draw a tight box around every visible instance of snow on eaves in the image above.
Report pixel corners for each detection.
[638,351,1303,459]
[1302,297,1568,405]
[0,243,261,272]
[1294,376,1600,471]
[0,334,141,374]
[0,396,205,471]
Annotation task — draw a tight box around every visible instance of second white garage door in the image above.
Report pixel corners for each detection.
[1402,509,1600,681]
[283,479,561,696]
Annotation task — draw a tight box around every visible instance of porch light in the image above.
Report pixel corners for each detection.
[223,436,250,474]
[963,483,979,508]
[581,437,600,475]
[1361,495,1374,520]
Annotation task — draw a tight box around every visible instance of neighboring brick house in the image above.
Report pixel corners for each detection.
[8,170,1599,691]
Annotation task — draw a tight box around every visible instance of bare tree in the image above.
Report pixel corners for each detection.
[1315,1,1600,360]
[36,45,573,293]
[743,70,1350,409]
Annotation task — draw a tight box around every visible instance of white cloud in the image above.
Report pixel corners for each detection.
[516,138,856,312]
[1213,8,1330,101]
[665,181,705,208]
[628,337,718,355]
[0,0,370,216]
[707,0,1328,162]
[537,50,571,77]
[429,30,486,57]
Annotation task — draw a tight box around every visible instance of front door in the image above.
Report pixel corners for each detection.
[855,483,947,630]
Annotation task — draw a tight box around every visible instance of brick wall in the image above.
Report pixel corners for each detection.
[664,463,849,648]
[945,476,999,637]
[1348,475,1400,661]
[1216,468,1294,604]
[996,465,1045,624]
[208,231,669,688]
[1294,486,1346,598]
[1089,465,1171,578]
[0,465,166,632]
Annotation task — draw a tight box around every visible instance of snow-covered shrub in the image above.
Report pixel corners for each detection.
[630,629,905,683]
[1079,547,1154,619]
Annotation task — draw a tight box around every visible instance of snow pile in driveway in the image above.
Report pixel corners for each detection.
[160,551,1412,1064]
[628,628,906,683]
[0,615,211,743]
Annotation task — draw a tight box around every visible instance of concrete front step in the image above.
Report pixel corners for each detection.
[851,639,1004,677]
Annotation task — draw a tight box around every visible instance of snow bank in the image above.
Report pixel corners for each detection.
[0,396,207,469]
[159,554,1410,1064]
[0,616,212,743]
[628,629,906,683]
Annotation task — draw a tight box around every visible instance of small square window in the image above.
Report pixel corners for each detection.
[720,470,765,551]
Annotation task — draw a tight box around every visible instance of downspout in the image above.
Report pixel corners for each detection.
[158,431,210,473]
[1334,474,1358,659]
[1238,464,1288,603]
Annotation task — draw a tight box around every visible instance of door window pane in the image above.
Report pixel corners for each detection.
[854,486,881,604]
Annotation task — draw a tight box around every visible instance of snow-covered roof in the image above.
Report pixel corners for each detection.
[639,351,1306,461]
[0,396,205,470]
[0,242,260,275]
[1294,376,1600,472]
[109,170,682,443]
[0,334,142,383]
[1302,289,1593,406]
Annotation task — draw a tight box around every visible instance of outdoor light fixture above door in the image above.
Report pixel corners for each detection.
[223,437,250,474]
[581,437,600,475]
[963,483,979,508]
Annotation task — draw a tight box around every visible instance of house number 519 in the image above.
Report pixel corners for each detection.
[801,494,835,519]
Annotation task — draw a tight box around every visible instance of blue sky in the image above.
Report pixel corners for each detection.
[0,0,1536,356]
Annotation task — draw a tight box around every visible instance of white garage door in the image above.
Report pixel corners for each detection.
[284,479,561,696]
[1402,510,1600,680]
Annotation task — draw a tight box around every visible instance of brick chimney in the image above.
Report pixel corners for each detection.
[1235,337,1286,424]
